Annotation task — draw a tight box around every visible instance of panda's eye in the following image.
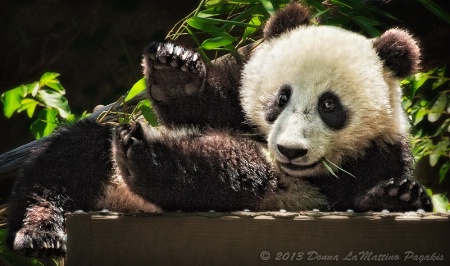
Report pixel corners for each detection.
[277,84,292,107]
[278,93,289,107]
[265,84,292,123]
[321,98,336,112]
[318,91,348,130]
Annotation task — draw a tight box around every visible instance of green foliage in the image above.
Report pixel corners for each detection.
[0,72,88,139]
[97,77,158,126]
[429,191,450,212]
[417,0,450,25]
[402,67,450,183]
[167,0,291,60]
[124,78,146,102]
[166,0,400,62]
[304,0,398,37]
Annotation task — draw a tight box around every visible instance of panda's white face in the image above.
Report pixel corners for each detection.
[241,26,409,177]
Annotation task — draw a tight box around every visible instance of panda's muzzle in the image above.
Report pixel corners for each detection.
[279,160,321,171]
[277,144,308,160]
[276,144,322,171]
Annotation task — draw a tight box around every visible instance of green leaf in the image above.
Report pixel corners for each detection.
[39,72,65,93]
[187,17,220,32]
[324,158,356,178]
[37,89,71,118]
[199,4,240,16]
[329,0,353,9]
[30,82,40,97]
[413,108,428,125]
[1,86,26,118]
[412,72,430,91]
[305,0,328,12]
[40,72,60,82]
[311,9,330,20]
[321,159,338,178]
[243,15,262,40]
[439,161,450,184]
[431,78,447,90]
[418,0,450,25]
[428,92,447,122]
[30,108,59,139]
[45,81,66,94]
[189,16,259,29]
[20,98,40,118]
[352,15,380,26]
[428,139,448,167]
[431,194,449,212]
[125,78,146,102]
[360,3,399,21]
[429,153,440,167]
[402,98,412,111]
[64,114,77,124]
[352,19,381,37]
[259,0,275,15]
[136,100,159,126]
[201,36,236,50]
[205,0,259,8]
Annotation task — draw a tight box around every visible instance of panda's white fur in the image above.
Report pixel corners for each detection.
[241,25,409,177]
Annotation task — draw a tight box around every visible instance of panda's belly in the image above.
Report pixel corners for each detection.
[96,174,162,213]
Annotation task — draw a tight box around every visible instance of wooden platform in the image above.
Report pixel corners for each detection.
[65,211,450,266]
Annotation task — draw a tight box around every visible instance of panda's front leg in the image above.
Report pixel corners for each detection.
[354,178,433,212]
[113,122,272,211]
[142,42,246,130]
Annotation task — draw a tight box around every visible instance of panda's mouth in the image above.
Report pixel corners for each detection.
[279,160,321,171]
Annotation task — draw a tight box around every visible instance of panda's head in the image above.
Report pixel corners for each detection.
[241,3,420,177]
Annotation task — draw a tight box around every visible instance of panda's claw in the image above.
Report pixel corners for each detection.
[145,42,204,73]
[116,122,147,153]
[12,227,67,257]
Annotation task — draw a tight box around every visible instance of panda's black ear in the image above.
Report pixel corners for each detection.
[264,2,310,40]
[373,29,421,78]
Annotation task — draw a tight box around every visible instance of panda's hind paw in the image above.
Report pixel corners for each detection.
[356,178,433,212]
[384,178,433,212]
[11,227,66,257]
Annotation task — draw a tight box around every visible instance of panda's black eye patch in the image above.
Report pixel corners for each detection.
[265,84,292,123]
[318,91,348,130]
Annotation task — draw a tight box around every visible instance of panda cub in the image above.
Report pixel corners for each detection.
[6,2,431,257]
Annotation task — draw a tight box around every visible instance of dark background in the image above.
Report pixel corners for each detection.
[0,0,199,154]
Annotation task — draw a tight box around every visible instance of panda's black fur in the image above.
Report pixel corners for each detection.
[5,2,432,257]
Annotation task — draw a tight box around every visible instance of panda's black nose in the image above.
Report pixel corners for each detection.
[277,144,308,160]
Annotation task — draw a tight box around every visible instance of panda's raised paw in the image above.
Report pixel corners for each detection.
[143,42,206,102]
[144,42,205,73]
[11,227,66,257]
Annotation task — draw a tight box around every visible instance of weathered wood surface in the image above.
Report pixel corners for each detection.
[66,211,450,266]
